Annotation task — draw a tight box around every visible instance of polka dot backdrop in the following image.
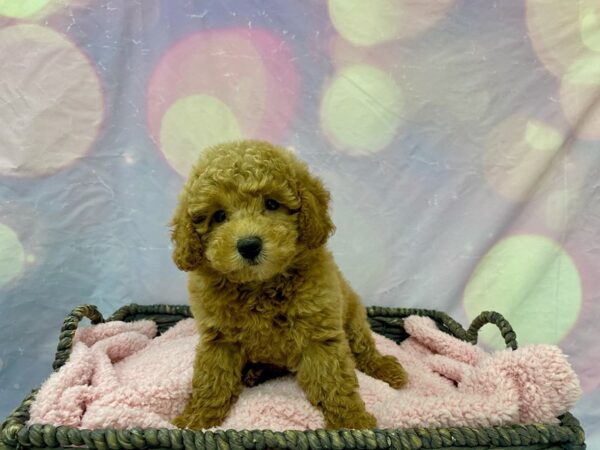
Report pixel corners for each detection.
[0,0,599,441]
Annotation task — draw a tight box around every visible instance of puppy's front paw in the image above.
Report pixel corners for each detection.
[172,412,222,430]
[326,410,377,430]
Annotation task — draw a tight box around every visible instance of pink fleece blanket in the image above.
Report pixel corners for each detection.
[29,315,581,431]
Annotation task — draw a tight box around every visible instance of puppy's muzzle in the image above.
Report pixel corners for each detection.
[237,236,263,262]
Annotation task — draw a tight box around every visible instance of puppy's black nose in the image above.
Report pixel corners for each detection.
[237,236,263,261]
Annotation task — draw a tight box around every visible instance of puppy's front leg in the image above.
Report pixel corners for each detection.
[296,336,377,429]
[173,340,244,430]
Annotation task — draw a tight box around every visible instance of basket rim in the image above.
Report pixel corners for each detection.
[0,303,586,450]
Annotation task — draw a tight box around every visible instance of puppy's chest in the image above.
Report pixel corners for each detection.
[226,297,296,336]
[218,289,304,362]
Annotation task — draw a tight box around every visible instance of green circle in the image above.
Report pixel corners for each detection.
[463,235,582,348]
[0,0,51,18]
[563,55,600,85]
[580,6,600,53]
[0,224,25,286]
[524,120,563,151]
[320,64,403,155]
[328,0,404,47]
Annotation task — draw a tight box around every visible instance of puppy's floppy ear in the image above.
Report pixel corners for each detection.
[170,193,203,271]
[297,173,335,249]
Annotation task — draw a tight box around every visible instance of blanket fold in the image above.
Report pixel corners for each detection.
[28,315,581,431]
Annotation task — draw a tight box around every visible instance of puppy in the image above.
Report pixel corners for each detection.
[170,140,407,430]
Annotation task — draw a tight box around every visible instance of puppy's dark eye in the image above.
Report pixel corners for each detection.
[212,210,227,223]
[265,199,280,211]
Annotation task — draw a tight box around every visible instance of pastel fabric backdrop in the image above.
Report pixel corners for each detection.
[0,0,598,442]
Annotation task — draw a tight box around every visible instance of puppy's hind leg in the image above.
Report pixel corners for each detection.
[342,282,408,389]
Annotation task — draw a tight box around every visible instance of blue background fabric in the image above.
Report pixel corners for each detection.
[0,0,598,443]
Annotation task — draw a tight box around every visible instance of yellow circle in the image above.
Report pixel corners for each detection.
[463,235,582,349]
[328,0,404,47]
[523,119,564,151]
[159,95,243,176]
[0,224,25,286]
[320,65,403,155]
[580,3,600,52]
[562,55,600,85]
[0,0,51,17]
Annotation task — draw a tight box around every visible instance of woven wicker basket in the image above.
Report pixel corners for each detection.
[0,304,586,450]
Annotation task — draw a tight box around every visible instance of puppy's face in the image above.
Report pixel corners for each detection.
[171,141,334,283]
[187,180,300,283]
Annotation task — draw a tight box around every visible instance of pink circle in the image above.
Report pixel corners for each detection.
[147,27,300,173]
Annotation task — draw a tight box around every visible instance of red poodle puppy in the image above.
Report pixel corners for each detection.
[170,140,407,430]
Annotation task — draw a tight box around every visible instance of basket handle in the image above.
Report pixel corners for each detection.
[52,304,104,370]
[466,311,518,350]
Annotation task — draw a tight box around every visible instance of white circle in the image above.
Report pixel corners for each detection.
[0,25,103,177]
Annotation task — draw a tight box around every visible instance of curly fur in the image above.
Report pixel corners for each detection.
[170,140,408,430]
